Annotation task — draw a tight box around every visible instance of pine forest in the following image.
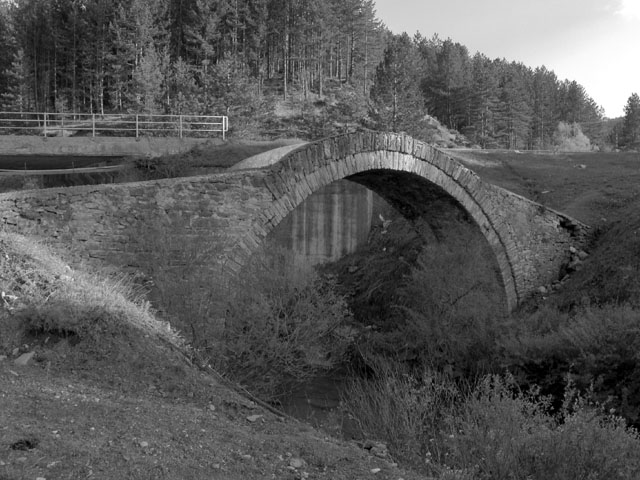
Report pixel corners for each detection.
[0,0,637,149]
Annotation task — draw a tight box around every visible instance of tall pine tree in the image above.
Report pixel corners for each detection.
[621,93,640,148]
[370,33,425,135]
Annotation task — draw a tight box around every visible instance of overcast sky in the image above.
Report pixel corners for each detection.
[374,0,640,118]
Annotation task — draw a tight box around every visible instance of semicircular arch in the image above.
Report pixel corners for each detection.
[235,132,520,310]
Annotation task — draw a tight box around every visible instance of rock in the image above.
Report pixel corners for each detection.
[12,347,19,356]
[577,250,589,260]
[139,441,149,448]
[371,444,388,459]
[537,286,548,295]
[567,260,583,272]
[208,404,216,411]
[289,458,305,469]
[371,468,381,474]
[561,218,579,230]
[246,414,263,423]
[13,351,35,366]
[569,246,577,254]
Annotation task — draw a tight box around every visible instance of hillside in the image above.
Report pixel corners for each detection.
[0,232,420,480]
[3,145,640,478]
[446,149,640,225]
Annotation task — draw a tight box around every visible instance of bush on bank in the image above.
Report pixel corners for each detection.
[343,368,640,478]
[220,247,353,401]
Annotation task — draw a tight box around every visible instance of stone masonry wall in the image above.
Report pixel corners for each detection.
[0,132,589,311]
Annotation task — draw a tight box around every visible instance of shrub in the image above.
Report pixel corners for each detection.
[443,375,640,480]
[134,153,195,180]
[351,234,505,377]
[220,246,352,401]
[553,121,592,152]
[343,369,640,479]
[498,305,640,426]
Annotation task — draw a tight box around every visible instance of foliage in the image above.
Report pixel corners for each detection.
[552,121,591,152]
[134,153,196,179]
[621,93,640,148]
[442,375,640,480]
[498,305,640,427]
[344,368,640,478]
[0,0,614,146]
[139,216,353,402]
[370,33,426,134]
[220,246,352,401]
[339,217,504,378]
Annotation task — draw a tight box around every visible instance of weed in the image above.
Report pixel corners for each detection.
[341,357,461,470]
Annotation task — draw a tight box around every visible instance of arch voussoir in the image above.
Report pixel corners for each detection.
[248,131,587,310]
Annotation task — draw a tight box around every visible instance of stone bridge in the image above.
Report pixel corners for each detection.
[0,132,588,311]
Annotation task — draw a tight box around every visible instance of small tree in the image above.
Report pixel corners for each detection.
[206,57,255,116]
[553,121,591,152]
[167,57,199,115]
[131,45,166,114]
[621,93,640,149]
[0,49,32,111]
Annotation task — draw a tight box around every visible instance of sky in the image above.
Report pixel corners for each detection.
[373,0,640,118]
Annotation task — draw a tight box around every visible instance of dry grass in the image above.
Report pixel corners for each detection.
[0,231,184,349]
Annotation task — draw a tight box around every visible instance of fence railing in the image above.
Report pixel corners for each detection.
[0,112,229,140]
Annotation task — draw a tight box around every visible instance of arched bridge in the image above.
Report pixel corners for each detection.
[0,132,588,311]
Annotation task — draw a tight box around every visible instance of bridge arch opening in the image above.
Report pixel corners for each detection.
[266,169,509,315]
[233,135,521,311]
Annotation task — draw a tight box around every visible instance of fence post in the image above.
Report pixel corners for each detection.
[179,115,183,138]
[223,116,227,141]
[43,112,47,137]
[92,114,96,137]
[136,114,139,138]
